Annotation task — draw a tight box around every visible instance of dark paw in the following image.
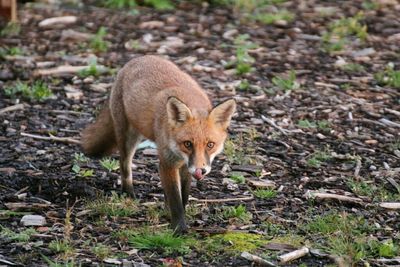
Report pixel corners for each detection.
[172,223,188,236]
[122,185,136,198]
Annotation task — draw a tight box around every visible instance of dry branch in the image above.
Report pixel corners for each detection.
[5,202,52,210]
[21,132,80,145]
[379,202,400,210]
[34,65,108,76]
[241,252,277,267]
[190,195,254,203]
[278,247,309,263]
[0,104,24,115]
[304,191,363,204]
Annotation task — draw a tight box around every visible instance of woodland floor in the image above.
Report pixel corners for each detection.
[0,0,400,266]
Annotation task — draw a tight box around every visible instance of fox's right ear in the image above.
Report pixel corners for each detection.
[167,97,193,126]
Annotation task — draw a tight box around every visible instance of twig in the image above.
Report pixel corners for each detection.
[278,247,309,263]
[379,118,400,128]
[241,252,277,267]
[354,159,362,178]
[34,65,108,76]
[21,132,80,145]
[190,195,254,203]
[304,191,363,205]
[379,202,400,210]
[261,115,288,135]
[5,202,52,210]
[0,104,24,115]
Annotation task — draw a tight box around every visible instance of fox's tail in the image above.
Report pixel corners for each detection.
[81,104,116,157]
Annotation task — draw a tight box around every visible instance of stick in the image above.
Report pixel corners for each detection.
[278,247,309,263]
[241,252,277,267]
[261,115,288,135]
[304,191,363,205]
[0,104,24,115]
[379,118,400,128]
[5,202,52,210]
[190,195,254,203]
[379,202,400,210]
[354,159,361,178]
[34,65,108,76]
[21,132,80,145]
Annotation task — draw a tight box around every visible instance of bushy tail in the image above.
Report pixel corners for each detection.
[81,105,116,157]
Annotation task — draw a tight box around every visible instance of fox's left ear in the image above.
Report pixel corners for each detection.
[209,99,236,129]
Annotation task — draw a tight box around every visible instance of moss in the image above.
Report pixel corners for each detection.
[211,232,268,253]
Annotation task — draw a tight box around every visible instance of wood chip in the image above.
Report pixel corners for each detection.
[5,202,52,210]
[20,215,46,226]
[278,247,309,263]
[38,16,77,28]
[34,65,107,76]
[0,103,24,115]
[21,132,80,145]
[247,179,276,189]
[241,251,277,267]
[379,202,400,210]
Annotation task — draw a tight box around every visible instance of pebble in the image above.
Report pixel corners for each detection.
[21,215,46,226]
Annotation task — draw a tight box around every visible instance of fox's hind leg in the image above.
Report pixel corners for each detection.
[111,106,142,197]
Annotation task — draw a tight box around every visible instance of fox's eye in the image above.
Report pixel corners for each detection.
[183,141,192,149]
[207,142,215,149]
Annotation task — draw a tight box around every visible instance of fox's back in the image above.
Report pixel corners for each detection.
[110,56,212,140]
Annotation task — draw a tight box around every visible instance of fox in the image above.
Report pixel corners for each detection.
[81,55,236,233]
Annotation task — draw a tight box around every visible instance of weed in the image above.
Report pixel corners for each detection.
[306,149,332,168]
[71,164,94,177]
[78,59,102,77]
[90,27,109,53]
[104,0,173,9]
[237,79,251,91]
[144,0,174,10]
[255,10,294,25]
[298,119,331,132]
[145,204,164,224]
[347,177,400,201]
[253,189,277,199]
[105,0,137,8]
[228,34,258,75]
[0,227,37,242]
[6,46,23,56]
[0,210,31,219]
[42,255,77,267]
[322,13,368,53]
[224,129,259,165]
[86,192,139,217]
[229,172,246,184]
[117,228,195,255]
[362,1,380,10]
[375,64,400,89]
[74,152,89,163]
[340,63,365,73]
[100,157,119,172]
[207,232,268,254]
[0,22,21,37]
[49,239,75,255]
[91,244,112,260]
[272,70,299,91]
[222,204,252,224]
[4,80,52,101]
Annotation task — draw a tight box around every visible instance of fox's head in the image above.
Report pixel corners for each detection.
[166,97,236,181]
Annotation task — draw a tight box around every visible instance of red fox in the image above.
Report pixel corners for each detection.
[81,55,236,233]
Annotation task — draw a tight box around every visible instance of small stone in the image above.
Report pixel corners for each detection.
[247,179,276,189]
[21,215,46,226]
[223,29,238,40]
[365,139,378,145]
[139,21,165,29]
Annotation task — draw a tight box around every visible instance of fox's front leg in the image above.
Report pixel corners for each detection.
[179,166,192,208]
[159,161,187,234]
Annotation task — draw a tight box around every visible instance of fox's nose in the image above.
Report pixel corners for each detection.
[193,168,207,180]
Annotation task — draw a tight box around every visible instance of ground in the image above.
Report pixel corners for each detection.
[0,0,400,266]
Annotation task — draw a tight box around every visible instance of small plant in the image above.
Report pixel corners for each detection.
[322,13,368,53]
[117,228,195,255]
[340,63,365,73]
[306,149,332,168]
[105,0,137,8]
[86,192,139,217]
[375,64,400,89]
[253,188,277,199]
[298,119,331,132]
[74,152,89,163]
[229,172,246,184]
[0,22,21,37]
[222,204,252,224]
[224,129,259,165]
[78,60,101,77]
[104,0,173,10]
[71,165,94,177]
[255,10,294,25]
[228,34,258,75]
[90,27,109,53]
[100,157,119,172]
[0,227,37,242]
[4,80,52,101]
[41,255,76,267]
[237,79,251,91]
[91,244,112,260]
[272,70,299,91]
[48,239,75,255]
[144,0,174,10]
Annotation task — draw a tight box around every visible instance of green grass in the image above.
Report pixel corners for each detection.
[222,204,252,224]
[375,65,400,89]
[89,27,109,53]
[104,0,173,10]
[74,152,90,163]
[229,172,246,184]
[42,255,77,267]
[224,129,259,165]
[0,22,21,37]
[116,228,195,255]
[4,80,52,101]
[0,227,37,242]
[91,244,112,260]
[48,239,75,255]
[228,34,258,75]
[272,70,299,91]
[322,13,368,53]
[306,150,332,168]
[298,119,331,132]
[340,63,365,73]
[347,177,400,201]
[100,157,119,172]
[253,189,277,199]
[78,60,102,77]
[255,10,294,25]
[86,192,139,217]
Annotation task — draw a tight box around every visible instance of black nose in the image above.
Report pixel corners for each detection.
[201,168,207,175]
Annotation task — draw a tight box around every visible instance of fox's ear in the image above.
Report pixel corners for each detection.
[167,97,193,126]
[209,99,236,129]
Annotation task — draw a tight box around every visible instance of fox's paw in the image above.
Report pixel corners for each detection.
[172,223,188,236]
[121,185,136,198]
